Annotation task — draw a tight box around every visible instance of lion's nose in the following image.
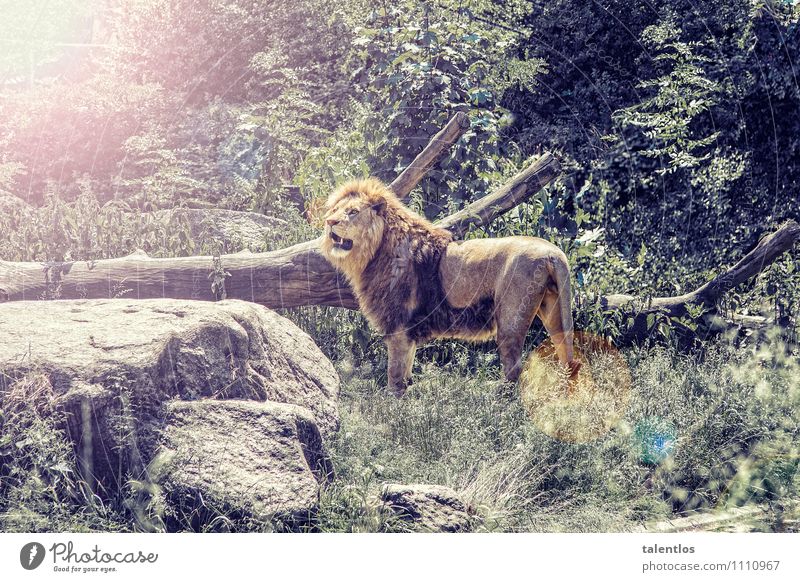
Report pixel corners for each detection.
[326,218,340,226]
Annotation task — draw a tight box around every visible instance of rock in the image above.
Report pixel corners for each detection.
[151,400,332,529]
[0,298,339,436]
[148,208,287,253]
[380,483,477,532]
[0,298,339,525]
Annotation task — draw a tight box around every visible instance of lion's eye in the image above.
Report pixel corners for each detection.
[346,208,360,217]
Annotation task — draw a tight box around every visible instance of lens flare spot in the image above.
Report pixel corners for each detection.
[633,417,677,465]
[519,331,631,443]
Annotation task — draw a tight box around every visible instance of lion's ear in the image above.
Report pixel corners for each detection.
[371,200,386,215]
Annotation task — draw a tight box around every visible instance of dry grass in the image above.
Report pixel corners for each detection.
[520,332,631,443]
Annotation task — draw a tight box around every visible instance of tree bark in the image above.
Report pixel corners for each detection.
[600,220,800,341]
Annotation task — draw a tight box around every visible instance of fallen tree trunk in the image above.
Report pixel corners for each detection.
[0,113,561,309]
[601,220,800,342]
[0,240,358,308]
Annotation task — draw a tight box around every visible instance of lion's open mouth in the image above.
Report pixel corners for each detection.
[329,231,353,251]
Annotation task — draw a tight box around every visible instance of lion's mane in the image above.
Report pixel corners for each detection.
[322,179,495,341]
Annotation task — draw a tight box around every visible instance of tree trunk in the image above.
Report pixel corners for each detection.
[601,220,800,342]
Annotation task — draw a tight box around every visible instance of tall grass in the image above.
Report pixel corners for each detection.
[316,333,800,532]
[0,373,129,532]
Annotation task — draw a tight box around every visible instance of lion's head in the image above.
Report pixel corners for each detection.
[320,177,454,337]
[320,178,395,278]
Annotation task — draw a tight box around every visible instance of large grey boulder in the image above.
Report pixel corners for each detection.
[151,400,332,529]
[0,298,339,528]
[380,483,477,532]
[0,298,339,435]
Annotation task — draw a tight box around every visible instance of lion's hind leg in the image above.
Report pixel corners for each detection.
[538,290,581,384]
[494,289,545,384]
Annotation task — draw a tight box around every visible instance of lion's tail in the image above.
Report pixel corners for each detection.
[549,251,580,378]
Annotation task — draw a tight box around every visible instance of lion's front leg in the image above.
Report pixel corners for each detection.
[386,333,416,398]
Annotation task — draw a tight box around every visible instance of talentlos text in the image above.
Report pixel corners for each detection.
[642,544,695,554]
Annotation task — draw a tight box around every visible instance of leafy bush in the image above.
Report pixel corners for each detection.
[0,187,195,264]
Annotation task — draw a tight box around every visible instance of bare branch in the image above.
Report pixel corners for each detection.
[437,152,561,238]
[391,112,470,199]
[601,220,800,342]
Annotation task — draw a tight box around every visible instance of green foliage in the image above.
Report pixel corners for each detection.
[503,0,799,304]
[326,1,535,217]
[0,77,167,203]
[611,21,722,176]
[0,0,354,208]
[0,186,195,264]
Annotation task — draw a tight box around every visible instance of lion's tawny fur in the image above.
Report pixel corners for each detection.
[320,178,579,395]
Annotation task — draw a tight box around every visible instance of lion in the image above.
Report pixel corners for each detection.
[321,178,580,396]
